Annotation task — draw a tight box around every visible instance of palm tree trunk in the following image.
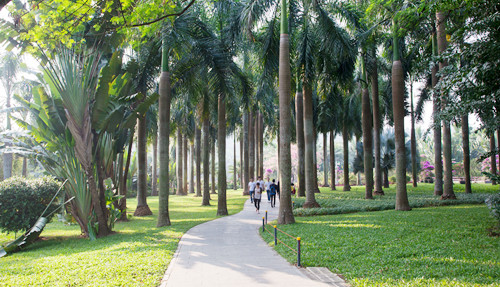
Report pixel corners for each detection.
[240,129,243,189]
[255,111,260,178]
[356,134,361,186]
[135,117,152,216]
[303,82,320,208]
[260,114,264,178]
[490,135,497,185]
[462,115,472,193]
[342,124,351,191]
[189,142,195,194]
[243,112,250,195]
[330,131,336,190]
[119,134,133,221]
[295,88,306,196]
[361,67,373,199]
[22,157,27,177]
[277,1,295,224]
[152,134,158,196]
[3,83,12,179]
[202,118,211,205]
[432,32,443,196]
[371,50,383,195]
[323,133,329,187]
[217,95,228,216]
[67,106,111,236]
[410,80,418,187]
[196,127,202,197]
[437,11,455,199]
[384,168,389,188]
[157,66,171,227]
[211,137,216,194]
[234,132,237,190]
[392,23,411,210]
[497,129,500,185]
[313,130,320,192]
[183,135,188,194]
[176,129,184,195]
[249,111,255,181]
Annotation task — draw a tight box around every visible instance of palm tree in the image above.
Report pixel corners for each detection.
[157,31,171,227]
[436,11,456,199]
[151,132,158,196]
[277,0,295,224]
[361,55,374,199]
[0,52,20,179]
[195,126,202,197]
[130,40,162,216]
[340,90,361,191]
[431,31,443,196]
[60,52,114,236]
[380,129,395,188]
[392,18,411,210]
[369,48,384,195]
[295,80,305,196]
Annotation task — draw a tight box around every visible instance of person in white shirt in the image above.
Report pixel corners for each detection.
[248,178,256,204]
[265,178,271,202]
[253,182,263,213]
[258,176,265,196]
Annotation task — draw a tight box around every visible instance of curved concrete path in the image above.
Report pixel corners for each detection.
[160,198,343,287]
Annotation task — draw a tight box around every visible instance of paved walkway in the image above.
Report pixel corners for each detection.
[160,198,348,287]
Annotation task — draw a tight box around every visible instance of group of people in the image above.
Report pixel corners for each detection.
[248,177,280,213]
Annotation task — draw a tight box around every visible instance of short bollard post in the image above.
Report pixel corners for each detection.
[265,211,268,224]
[262,217,265,232]
[297,237,301,267]
[274,225,277,246]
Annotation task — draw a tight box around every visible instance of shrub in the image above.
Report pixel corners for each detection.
[485,193,500,226]
[0,177,61,234]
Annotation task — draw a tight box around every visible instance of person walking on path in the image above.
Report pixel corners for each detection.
[248,178,256,204]
[254,182,263,213]
[265,178,272,202]
[270,179,277,208]
[258,176,265,196]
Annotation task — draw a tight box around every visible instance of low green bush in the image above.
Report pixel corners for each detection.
[485,193,500,226]
[292,191,491,216]
[0,177,61,234]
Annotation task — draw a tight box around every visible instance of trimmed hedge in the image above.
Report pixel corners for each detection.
[293,193,491,216]
[485,193,500,226]
[0,177,60,234]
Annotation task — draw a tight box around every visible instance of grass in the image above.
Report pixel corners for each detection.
[292,183,500,216]
[0,190,247,287]
[260,183,500,286]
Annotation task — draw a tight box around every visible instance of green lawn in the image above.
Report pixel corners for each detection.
[292,183,500,216]
[0,190,247,287]
[261,184,500,287]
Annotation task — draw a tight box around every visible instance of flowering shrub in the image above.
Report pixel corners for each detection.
[420,161,434,182]
[481,155,500,172]
[452,162,464,177]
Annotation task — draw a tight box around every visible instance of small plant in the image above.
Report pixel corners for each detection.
[0,177,60,234]
[485,193,500,227]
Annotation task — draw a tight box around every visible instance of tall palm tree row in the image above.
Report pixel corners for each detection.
[5,0,496,234]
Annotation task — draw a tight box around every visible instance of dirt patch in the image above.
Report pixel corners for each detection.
[133,205,153,216]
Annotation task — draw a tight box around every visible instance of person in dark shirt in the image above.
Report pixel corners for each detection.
[269,179,277,208]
